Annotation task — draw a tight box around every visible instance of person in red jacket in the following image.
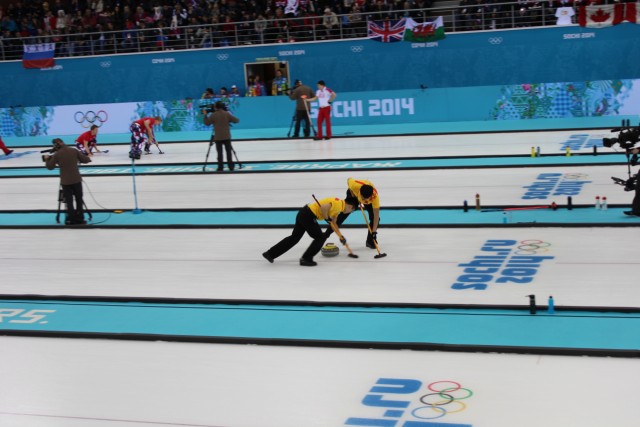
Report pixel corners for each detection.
[306,80,337,141]
[129,116,162,159]
[0,136,14,156]
[75,125,101,156]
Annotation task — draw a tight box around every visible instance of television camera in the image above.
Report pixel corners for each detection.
[40,138,64,162]
[606,120,640,191]
[603,119,640,151]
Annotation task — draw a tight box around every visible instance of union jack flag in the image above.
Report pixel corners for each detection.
[367,19,406,43]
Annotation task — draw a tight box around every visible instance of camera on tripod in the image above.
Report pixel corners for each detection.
[603,119,640,151]
[606,120,640,192]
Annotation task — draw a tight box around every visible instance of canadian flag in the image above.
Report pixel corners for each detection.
[578,4,624,28]
[626,2,638,23]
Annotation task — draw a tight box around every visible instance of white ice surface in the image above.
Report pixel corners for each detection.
[0,336,638,427]
[1,227,639,307]
[1,130,638,427]
[5,129,614,168]
[0,165,629,210]
[1,131,639,306]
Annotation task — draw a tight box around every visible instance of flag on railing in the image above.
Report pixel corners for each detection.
[367,19,407,43]
[578,4,624,28]
[284,0,299,15]
[626,2,638,23]
[403,17,445,42]
[22,43,55,69]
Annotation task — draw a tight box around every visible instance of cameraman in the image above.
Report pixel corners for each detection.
[625,148,640,217]
[288,79,314,138]
[203,101,240,172]
[44,138,92,225]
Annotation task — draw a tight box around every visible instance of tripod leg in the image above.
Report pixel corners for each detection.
[287,108,296,138]
[203,139,213,172]
[231,145,242,169]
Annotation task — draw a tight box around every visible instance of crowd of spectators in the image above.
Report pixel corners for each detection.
[0,0,606,60]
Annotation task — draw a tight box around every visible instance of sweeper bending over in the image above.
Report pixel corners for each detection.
[263,197,358,266]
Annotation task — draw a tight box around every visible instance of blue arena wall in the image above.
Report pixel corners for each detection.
[0,24,639,141]
[1,24,639,107]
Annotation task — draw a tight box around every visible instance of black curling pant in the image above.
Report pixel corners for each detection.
[62,182,84,223]
[215,139,234,170]
[267,206,326,261]
[294,109,310,137]
[632,173,640,213]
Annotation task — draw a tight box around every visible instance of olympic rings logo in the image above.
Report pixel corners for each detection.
[488,37,503,44]
[99,61,112,68]
[410,381,473,420]
[350,45,364,53]
[514,239,551,255]
[74,110,109,128]
[216,54,229,60]
[562,173,589,180]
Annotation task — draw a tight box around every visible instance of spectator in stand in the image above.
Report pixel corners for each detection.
[246,76,256,96]
[248,75,266,96]
[321,8,339,39]
[272,69,288,96]
[230,85,241,97]
[555,5,575,26]
[56,10,67,30]
[0,0,573,60]
[254,13,267,44]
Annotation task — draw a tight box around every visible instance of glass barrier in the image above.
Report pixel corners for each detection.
[0,3,575,61]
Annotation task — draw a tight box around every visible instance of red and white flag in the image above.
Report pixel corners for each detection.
[625,2,638,24]
[578,4,624,28]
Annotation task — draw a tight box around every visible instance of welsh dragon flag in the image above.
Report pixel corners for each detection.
[404,17,446,43]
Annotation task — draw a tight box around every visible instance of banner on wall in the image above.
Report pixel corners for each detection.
[22,43,55,69]
[0,79,638,138]
[46,104,139,135]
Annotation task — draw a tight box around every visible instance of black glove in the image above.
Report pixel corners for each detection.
[340,236,346,245]
[371,231,378,242]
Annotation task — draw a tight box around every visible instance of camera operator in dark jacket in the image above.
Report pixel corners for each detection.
[203,101,240,172]
[288,79,315,138]
[44,138,92,225]
[625,147,640,217]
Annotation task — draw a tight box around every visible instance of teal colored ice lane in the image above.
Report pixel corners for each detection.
[0,154,629,178]
[0,116,633,147]
[1,207,640,227]
[0,301,638,352]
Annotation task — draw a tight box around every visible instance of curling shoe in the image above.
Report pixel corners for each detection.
[623,211,640,217]
[262,252,274,263]
[5,149,13,155]
[299,258,317,267]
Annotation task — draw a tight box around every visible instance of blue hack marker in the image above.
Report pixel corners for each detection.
[548,296,555,314]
